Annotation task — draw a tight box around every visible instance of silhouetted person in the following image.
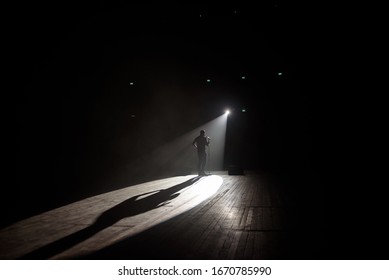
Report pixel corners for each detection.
[192,129,210,176]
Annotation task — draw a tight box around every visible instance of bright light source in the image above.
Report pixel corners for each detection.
[225,110,230,115]
[242,108,246,112]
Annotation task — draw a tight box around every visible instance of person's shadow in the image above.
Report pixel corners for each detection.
[19,176,203,259]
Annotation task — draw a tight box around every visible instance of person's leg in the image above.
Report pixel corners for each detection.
[199,153,206,175]
[197,153,203,175]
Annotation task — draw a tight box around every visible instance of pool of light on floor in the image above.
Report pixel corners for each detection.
[0,175,223,259]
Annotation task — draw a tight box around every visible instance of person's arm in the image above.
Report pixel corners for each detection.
[192,139,197,148]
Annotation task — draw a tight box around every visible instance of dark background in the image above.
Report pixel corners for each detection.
[12,2,387,258]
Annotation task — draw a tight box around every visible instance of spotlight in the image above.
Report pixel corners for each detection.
[225,110,230,115]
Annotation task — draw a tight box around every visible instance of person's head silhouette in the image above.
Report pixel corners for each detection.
[200,130,205,136]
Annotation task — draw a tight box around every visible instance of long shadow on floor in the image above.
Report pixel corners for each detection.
[19,176,203,259]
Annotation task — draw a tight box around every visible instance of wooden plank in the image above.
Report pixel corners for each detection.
[234,230,249,259]
[1,171,306,260]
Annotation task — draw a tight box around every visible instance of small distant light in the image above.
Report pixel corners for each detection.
[207,79,211,83]
[278,72,283,76]
[242,109,246,112]
[241,76,246,80]
[131,114,135,118]
[200,14,202,18]
[129,82,134,85]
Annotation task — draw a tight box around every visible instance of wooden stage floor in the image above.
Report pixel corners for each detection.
[0,170,385,259]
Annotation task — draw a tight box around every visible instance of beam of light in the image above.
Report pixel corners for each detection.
[116,112,229,181]
[0,174,223,259]
[164,112,228,172]
[225,110,230,115]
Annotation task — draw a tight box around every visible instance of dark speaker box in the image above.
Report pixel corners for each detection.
[228,165,244,175]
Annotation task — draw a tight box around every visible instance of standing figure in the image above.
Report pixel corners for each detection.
[192,129,210,176]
